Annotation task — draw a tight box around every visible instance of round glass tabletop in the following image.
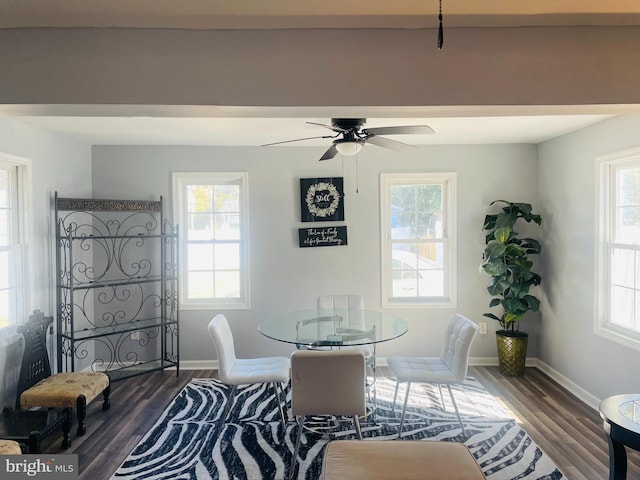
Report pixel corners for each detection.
[258,308,408,347]
[620,400,640,426]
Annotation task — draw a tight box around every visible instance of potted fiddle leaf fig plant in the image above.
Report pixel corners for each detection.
[481,200,542,377]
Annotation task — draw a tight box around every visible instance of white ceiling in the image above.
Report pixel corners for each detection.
[2,1,636,147]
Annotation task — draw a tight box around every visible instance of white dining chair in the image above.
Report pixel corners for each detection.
[316,295,374,362]
[289,349,366,480]
[207,314,290,427]
[388,313,479,438]
[317,295,377,403]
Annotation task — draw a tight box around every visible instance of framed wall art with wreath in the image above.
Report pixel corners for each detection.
[300,177,344,222]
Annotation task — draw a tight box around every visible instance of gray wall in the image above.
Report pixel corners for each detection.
[538,115,640,400]
[1,26,640,108]
[0,118,92,408]
[91,143,539,362]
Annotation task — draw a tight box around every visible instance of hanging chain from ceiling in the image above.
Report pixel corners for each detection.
[438,0,444,49]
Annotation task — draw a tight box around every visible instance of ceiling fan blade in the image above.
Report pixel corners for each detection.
[260,135,333,147]
[319,144,338,161]
[363,125,435,136]
[306,121,350,133]
[366,135,417,153]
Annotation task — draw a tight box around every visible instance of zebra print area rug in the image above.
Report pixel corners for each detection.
[112,377,564,480]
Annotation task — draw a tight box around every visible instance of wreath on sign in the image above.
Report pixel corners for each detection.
[305,181,340,218]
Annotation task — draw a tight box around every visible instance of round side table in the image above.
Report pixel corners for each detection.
[599,394,640,480]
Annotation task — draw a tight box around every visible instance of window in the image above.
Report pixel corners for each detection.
[380,172,456,307]
[597,149,640,349]
[0,154,29,330]
[173,172,249,309]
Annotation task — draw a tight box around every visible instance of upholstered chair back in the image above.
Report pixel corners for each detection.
[317,295,364,310]
[317,295,366,332]
[291,349,366,417]
[207,314,238,384]
[439,314,479,382]
[16,311,53,409]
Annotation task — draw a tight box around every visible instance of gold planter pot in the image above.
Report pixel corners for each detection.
[496,331,528,377]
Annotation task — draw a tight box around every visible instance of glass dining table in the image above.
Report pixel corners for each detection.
[259,308,408,424]
[258,308,409,349]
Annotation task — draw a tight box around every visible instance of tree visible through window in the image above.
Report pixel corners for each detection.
[381,172,456,307]
[173,172,249,309]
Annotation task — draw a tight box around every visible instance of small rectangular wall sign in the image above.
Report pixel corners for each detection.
[300,177,344,222]
[298,226,347,247]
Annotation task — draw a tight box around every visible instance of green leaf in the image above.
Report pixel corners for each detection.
[484,260,508,278]
[495,212,517,230]
[503,243,527,258]
[504,312,524,324]
[483,241,507,259]
[511,202,532,215]
[483,313,501,321]
[489,298,501,307]
[493,227,511,243]
[483,214,497,231]
[521,237,542,254]
[524,295,541,312]
[487,278,510,296]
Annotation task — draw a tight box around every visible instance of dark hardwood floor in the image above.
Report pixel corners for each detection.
[40,366,640,480]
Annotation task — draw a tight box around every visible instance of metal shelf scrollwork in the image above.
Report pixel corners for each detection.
[55,192,179,381]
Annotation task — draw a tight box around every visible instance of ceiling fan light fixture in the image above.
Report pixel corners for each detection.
[335,139,364,156]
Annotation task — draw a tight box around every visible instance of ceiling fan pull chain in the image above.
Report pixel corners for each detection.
[438,0,444,50]
[355,154,359,194]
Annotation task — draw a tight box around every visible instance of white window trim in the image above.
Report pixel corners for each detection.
[380,172,457,309]
[172,172,250,311]
[595,147,640,351]
[0,152,31,334]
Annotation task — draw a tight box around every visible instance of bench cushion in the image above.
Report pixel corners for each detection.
[0,440,22,454]
[20,372,109,409]
[322,440,486,480]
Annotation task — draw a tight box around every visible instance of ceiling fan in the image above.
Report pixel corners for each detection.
[260,118,435,161]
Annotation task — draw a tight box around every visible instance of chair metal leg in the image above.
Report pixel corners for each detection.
[353,415,363,440]
[289,415,305,480]
[398,382,411,438]
[391,380,400,413]
[447,384,466,437]
[438,384,446,409]
[222,385,237,422]
[272,382,287,428]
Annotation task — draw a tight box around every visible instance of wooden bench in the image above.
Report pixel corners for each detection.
[321,440,486,480]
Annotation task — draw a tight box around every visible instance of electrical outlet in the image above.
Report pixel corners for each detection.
[479,322,488,335]
[131,331,141,341]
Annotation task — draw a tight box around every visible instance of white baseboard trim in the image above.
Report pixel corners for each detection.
[533,358,601,411]
[177,357,601,411]
[180,360,218,370]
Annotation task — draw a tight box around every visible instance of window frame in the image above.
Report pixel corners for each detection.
[596,147,640,350]
[380,172,457,309]
[0,153,31,332]
[172,172,250,310]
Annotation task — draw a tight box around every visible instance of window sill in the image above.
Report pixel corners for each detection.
[382,298,456,309]
[180,302,250,311]
[594,323,640,352]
